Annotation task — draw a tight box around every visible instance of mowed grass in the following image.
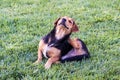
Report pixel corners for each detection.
[0,0,120,80]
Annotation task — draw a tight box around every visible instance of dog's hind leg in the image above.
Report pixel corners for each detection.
[61,38,90,63]
[61,54,90,63]
[68,38,81,49]
[61,48,90,63]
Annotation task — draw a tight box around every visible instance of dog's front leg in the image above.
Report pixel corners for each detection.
[45,57,59,69]
[33,47,43,65]
[34,40,45,65]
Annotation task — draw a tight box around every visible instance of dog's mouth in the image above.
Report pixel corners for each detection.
[59,18,69,29]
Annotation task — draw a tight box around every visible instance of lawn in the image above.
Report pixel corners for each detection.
[0,0,120,80]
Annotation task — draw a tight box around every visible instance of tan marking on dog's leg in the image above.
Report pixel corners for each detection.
[44,47,60,69]
[45,57,60,69]
[33,40,45,65]
[68,38,82,49]
[55,61,61,64]
[33,48,43,65]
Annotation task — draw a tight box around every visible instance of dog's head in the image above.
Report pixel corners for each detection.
[54,16,79,39]
[54,16,79,32]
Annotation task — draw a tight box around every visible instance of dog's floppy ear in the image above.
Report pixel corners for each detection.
[54,17,60,27]
[72,21,79,32]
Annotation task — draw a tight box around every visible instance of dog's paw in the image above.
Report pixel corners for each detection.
[33,60,41,65]
[55,61,61,64]
[44,63,51,69]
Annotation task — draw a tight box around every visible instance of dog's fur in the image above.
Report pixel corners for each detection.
[61,38,90,63]
[34,16,90,69]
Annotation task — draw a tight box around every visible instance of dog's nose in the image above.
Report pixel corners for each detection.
[59,18,69,29]
[61,18,66,23]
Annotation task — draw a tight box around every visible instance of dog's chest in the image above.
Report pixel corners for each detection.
[52,41,73,56]
[42,45,49,58]
[55,29,66,40]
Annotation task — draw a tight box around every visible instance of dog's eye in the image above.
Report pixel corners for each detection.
[68,20,72,24]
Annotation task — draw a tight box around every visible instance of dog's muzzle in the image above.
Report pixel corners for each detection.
[59,18,69,29]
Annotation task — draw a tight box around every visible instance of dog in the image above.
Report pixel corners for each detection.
[34,16,90,69]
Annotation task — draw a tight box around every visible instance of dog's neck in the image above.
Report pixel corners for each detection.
[55,26,71,40]
[48,33,70,47]
[55,28,66,40]
[43,27,71,46]
[50,28,71,45]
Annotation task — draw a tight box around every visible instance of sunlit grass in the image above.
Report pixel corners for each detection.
[0,0,120,80]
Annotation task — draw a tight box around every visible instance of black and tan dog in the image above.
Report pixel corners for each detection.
[34,16,90,69]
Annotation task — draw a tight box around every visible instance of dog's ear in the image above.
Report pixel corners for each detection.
[72,21,79,32]
[54,17,60,27]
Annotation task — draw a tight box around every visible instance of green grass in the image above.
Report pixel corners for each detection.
[0,0,120,80]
